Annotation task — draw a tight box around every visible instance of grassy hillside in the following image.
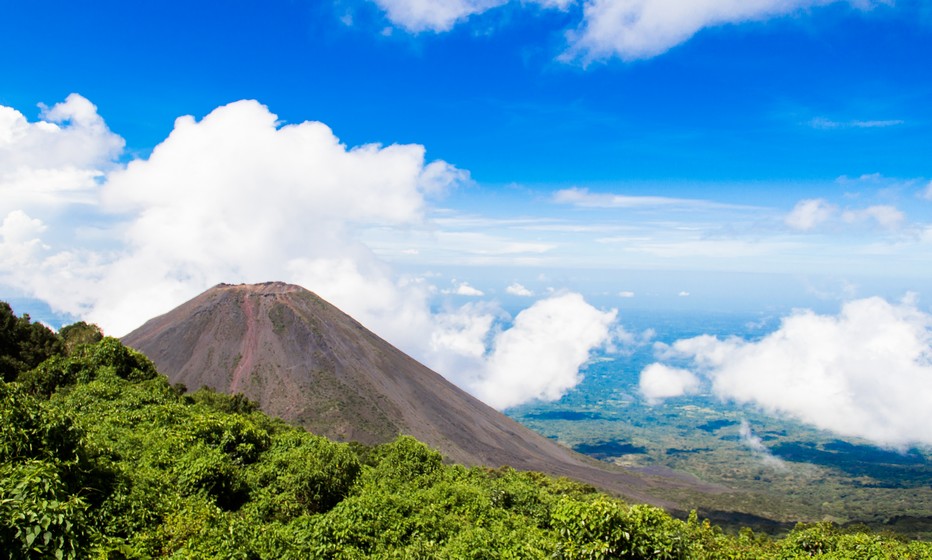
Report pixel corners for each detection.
[1,302,930,558]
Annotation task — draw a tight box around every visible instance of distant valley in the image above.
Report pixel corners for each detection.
[507,309,932,538]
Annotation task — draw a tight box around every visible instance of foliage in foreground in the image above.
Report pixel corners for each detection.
[1,304,930,559]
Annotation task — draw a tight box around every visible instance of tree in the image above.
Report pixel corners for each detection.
[0,302,63,382]
[58,322,103,355]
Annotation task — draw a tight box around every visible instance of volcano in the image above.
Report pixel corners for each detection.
[123,281,712,505]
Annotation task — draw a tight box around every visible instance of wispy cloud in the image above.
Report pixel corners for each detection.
[553,187,755,211]
[366,0,895,61]
[739,420,785,469]
[809,117,905,130]
[922,181,932,201]
[785,198,905,231]
[564,0,890,62]
[369,0,507,33]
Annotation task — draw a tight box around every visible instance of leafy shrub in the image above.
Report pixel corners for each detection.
[552,496,687,560]
[0,383,85,468]
[187,410,271,464]
[0,461,89,560]
[249,430,361,520]
[366,435,443,490]
[174,443,247,510]
[19,337,157,397]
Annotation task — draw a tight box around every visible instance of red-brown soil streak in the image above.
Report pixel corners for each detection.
[230,292,257,394]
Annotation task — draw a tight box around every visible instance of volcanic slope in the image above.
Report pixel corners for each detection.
[123,282,714,505]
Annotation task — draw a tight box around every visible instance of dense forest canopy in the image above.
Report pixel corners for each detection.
[0,301,929,559]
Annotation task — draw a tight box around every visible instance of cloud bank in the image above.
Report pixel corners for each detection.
[1,95,617,411]
[642,296,932,447]
[367,0,886,60]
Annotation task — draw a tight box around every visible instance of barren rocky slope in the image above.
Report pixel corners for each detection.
[123,282,717,506]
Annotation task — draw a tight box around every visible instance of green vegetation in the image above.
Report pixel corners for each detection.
[1,303,931,558]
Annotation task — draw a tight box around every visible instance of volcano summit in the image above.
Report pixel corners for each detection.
[123,282,711,505]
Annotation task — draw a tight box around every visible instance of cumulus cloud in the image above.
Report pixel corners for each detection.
[470,293,618,409]
[785,198,836,231]
[642,296,932,448]
[451,281,485,296]
[0,210,47,271]
[0,93,123,218]
[639,363,700,404]
[506,282,534,296]
[1,95,616,411]
[10,98,465,336]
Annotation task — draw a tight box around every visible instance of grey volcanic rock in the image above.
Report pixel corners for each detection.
[123,282,713,505]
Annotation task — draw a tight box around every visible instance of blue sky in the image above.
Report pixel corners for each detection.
[4,1,929,185]
[2,0,932,420]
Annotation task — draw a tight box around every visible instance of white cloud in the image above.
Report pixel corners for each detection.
[639,363,700,404]
[507,282,534,296]
[470,293,618,409]
[618,290,635,298]
[564,0,883,62]
[786,198,905,231]
[553,186,734,209]
[371,0,507,32]
[785,198,836,231]
[30,98,465,336]
[367,0,889,61]
[369,0,573,32]
[809,117,904,129]
[0,210,47,270]
[0,94,123,216]
[678,291,690,297]
[841,205,904,229]
[643,296,932,448]
[454,281,485,296]
[1,95,616,412]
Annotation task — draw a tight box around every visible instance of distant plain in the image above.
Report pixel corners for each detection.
[507,309,932,538]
